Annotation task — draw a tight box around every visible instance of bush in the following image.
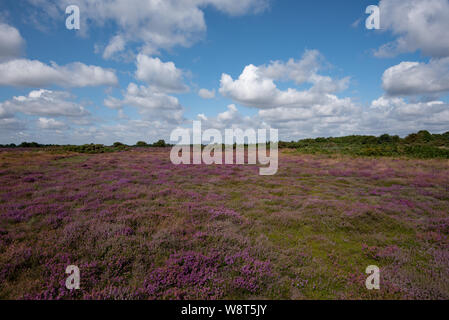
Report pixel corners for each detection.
[404,145,449,159]
[152,140,166,147]
[136,141,148,147]
[63,143,129,154]
[113,142,126,148]
[19,142,42,148]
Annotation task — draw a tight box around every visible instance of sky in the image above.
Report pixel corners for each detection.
[0,0,448,145]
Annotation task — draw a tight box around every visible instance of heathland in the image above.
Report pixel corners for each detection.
[0,131,448,299]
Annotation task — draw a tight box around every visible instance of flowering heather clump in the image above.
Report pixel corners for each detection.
[228,251,272,293]
[0,148,448,299]
[143,251,225,299]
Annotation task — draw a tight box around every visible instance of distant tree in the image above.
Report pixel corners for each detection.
[136,141,148,147]
[378,134,393,144]
[391,135,400,143]
[0,144,12,148]
[416,130,432,142]
[113,142,126,147]
[405,133,418,144]
[19,142,41,148]
[152,139,166,147]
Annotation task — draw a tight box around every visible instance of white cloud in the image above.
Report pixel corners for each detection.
[214,51,365,139]
[205,0,269,16]
[0,118,26,132]
[103,54,188,124]
[376,0,449,58]
[363,96,449,134]
[2,89,89,117]
[37,117,67,130]
[194,102,359,141]
[215,50,449,139]
[370,96,448,120]
[135,54,188,93]
[105,83,184,124]
[31,0,269,57]
[219,50,351,109]
[0,59,118,88]
[124,83,182,111]
[217,104,238,121]
[103,96,123,110]
[198,88,215,99]
[0,103,13,119]
[0,23,24,60]
[382,58,449,97]
[196,104,264,132]
[103,34,126,60]
[258,96,357,122]
[258,50,321,84]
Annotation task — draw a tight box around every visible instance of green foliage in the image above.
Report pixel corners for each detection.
[3,131,448,159]
[152,139,167,147]
[282,131,449,159]
[19,142,42,148]
[0,143,17,148]
[113,142,127,148]
[135,141,149,147]
[63,143,129,154]
[403,145,449,159]
[134,140,169,148]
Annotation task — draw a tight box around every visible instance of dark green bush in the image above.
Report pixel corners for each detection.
[136,141,149,147]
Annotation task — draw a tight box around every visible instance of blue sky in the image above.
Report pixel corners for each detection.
[0,0,448,144]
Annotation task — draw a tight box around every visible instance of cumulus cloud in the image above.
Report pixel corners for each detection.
[104,83,184,124]
[135,54,188,93]
[124,83,182,111]
[213,50,371,139]
[370,96,448,120]
[205,0,269,16]
[0,103,14,119]
[0,118,26,132]
[37,117,68,130]
[376,0,449,58]
[382,58,449,97]
[363,96,449,134]
[215,50,449,139]
[103,53,188,124]
[103,34,126,60]
[196,104,265,132]
[258,96,357,122]
[194,102,359,141]
[30,0,269,57]
[219,50,351,110]
[371,0,449,133]
[0,59,118,88]
[198,88,215,99]
[258,50,321,84]
[251,96,449,140]
[0,23,24,59]
[103,96,123,110]
[1,89,89,117]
